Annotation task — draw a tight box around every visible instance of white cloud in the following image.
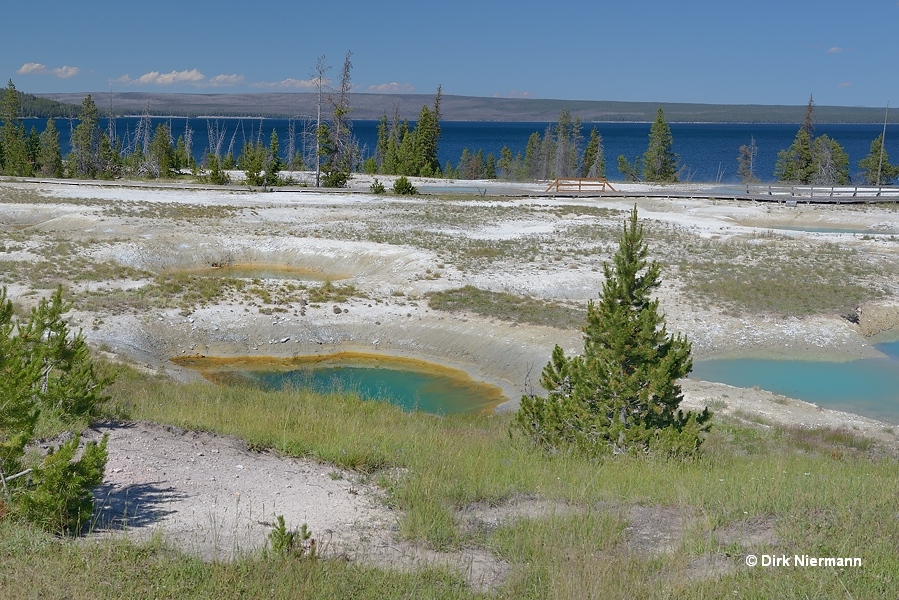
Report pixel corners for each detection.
[827,46,849,54]
[366,82,415,94]
[838,82,852,88]
[17,62,47,74]
[17,62,80,78]
[111,69,243,88]
[135,69,205,85]
[53,66,80,78]
[251,78,323,89]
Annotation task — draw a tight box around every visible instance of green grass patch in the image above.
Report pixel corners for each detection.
[3,363,897,597]
[426,285,585,329]
[666,234,891,317]
[0,520,477,599]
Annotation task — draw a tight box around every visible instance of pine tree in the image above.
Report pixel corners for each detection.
[775,127,814,183]
[70,95,101,178]
[396,128,415,176]
[173,136,189,171]
[811,134,849,185]
[0,286,112,533]
[457,148,472,179]
[540,125,556,180]
[514,207,710,456]
[858,134,899,185]
[643,108,678,182]
[266,129,283,186]
[97,133,118,179]
[774,95,816,184]
[240,139,267,186]
[38,118,63,177]
[375,113,389,171]
[581,127,605,178]
[1,80,30,176]
[413,100,440,176]
[27,126,40,174]
[523,132,543,180]
[617,155,641,182]
[553,109,580,178]
[148,123,173,178]
[485,153,497,179]
[497,146,513,180]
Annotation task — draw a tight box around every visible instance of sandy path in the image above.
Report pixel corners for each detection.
[83,421,510,591]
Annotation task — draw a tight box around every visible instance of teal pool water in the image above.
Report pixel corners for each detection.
[875,340,899,360]
[692,350,899,424]
[239,366,500,414]
[179,353,506,415]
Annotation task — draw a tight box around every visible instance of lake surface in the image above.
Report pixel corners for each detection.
[692,343,899,424]
[176,353,506,415]
[23,118,899,184]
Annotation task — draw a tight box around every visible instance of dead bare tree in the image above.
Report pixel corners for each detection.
[106,94,117,147]
[183,118,193,167]
[287,117,297,171]
[330,51,354,173]
[207,119,226,159]
[312,54,331,187]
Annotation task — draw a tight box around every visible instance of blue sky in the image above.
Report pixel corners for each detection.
[3,0,898,107]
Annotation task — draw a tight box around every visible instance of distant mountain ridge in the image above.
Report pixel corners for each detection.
[35,91,899,124]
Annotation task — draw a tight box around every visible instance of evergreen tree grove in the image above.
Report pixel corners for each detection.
[774,95,852,185]
[373,86,442,177]
[1,80,30,176]
[514,206,711,456]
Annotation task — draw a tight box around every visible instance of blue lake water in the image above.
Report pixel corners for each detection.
[22,118,899,184]
[692,342,899,424]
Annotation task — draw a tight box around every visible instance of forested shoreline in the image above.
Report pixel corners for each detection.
[25,90,899,124]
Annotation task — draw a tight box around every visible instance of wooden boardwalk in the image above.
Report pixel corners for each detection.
[544,184,899,204]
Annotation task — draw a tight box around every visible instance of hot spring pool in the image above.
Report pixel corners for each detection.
[173,353,507,415]
[692,341,899,424]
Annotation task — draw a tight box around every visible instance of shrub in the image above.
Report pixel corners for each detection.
[321,170,350,188]
[392,176,417,195]
[267,515,316,559]
[15,434,108,533]
[370,178,386,194]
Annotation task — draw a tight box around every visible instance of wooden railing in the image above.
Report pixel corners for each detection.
[544,178,617,194]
